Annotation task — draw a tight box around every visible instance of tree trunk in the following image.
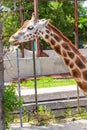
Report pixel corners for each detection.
[0,23,6,130]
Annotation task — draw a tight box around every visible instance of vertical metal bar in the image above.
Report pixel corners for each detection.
[33,0,39,110]
[0,23,6,130]
[32,42,38,110]
[16,49,23,127]
[34,0,38,20]
[74,0,80,114]
[34,0,40,57]
[19,0,24,58]
[74,0,79,48]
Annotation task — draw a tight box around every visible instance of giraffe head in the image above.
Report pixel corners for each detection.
[9,13,49,45]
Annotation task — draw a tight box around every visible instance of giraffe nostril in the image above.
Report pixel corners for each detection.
[12,35,19,41]
[9,35,18,43]
[12,35,16,39]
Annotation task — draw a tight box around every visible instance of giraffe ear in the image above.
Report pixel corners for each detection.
[43,19,50,25]
[47,19,50,23]
[31,12,35,21]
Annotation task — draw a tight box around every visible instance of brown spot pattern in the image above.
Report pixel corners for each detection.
[46,30,50,34]
[63,50,67,57]
[47,23,69,43]
[68,51,75,59]
[75,57,85,69]
[50,38,56,46]
[70,62,74,69]
[53,34,61,42]
[72,68,81,78]
[83,70,87,81]
[34,29,38,34]
[77,81,87,91]
[64,58,70,65]
[62,43,70,50]
[54,45,61,55]
[41,32,43,35]
[71,45,87,63]
[50,33,53,36]
[45,35,49,39]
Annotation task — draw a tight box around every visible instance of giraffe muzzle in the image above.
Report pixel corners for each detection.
[9,35,18,45]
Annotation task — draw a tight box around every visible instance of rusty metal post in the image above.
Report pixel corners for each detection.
[34,0,40,57]
[19,0,24,58]
[74,0,79,48]
[0,23,6,130]
[74,0,80,114]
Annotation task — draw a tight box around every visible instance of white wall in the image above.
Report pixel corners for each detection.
[4,49,87,82]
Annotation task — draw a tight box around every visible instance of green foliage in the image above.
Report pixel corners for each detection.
[38,1,75,48]
[38,105,53,118]
[76,108,87,119]
[2,1,87,48]
[65,106,87,119]
[3,13,20,46]
[78,3,87,45]
[29,105,55,126]
[4,84,23,128]
[65,104,72,117]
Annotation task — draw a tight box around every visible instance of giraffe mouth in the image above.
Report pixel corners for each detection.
[9,41,20,46]
[9,38,19,46]
[13,42,20,46]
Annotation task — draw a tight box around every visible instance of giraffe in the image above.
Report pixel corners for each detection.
[9,13,87,95]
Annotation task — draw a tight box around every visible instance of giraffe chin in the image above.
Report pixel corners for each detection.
[11,42,20,46]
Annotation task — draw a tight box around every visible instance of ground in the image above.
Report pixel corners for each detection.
[10,119,87,130]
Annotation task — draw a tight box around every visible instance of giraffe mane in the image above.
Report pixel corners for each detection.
[47,23,87,63]
[18,20,29,31]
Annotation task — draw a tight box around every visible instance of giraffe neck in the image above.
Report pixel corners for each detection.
[40,23,87,93]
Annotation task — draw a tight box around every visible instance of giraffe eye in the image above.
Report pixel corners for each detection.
[27,26,34,30]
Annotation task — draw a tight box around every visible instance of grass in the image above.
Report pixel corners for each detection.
[12,107,87,126]
[13,105,56,126]
[20,77,76,88]
[63,107,87,122]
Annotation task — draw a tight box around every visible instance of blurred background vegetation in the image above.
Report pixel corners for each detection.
[0,0,87,49]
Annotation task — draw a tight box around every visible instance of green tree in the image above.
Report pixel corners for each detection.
[2,1,87,48]
[78,4,87,47]
[38,1,74,49]
[4,84,23,128]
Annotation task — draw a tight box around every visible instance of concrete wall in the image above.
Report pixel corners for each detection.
[4,48,87,82]
[4,57,69,82]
